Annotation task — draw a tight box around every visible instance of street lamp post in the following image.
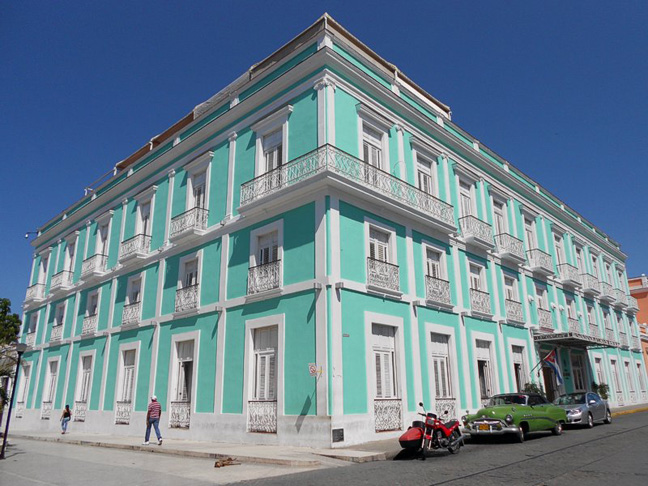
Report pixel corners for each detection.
[0,342,28,459]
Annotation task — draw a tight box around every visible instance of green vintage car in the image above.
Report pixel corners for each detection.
[461,393,567,443]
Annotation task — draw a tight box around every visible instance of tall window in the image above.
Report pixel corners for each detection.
[426,248,442,279]
[192,171,207,209]
[430,333,452,399]
[504,275,517,301]
[604,311,612,331]
[253,326,278,401]
[257,231,279,265]
[28,313,38,333]
[182,259,199,288]
[553,234,564,265]
[610,359,621,393]
[263,130,283,173]
[127,278,141,305]
[571,354,586,391]
[512,346,527,392]
[535,283,548,310]
[417,157,434,195]
[566,296,577,319]
[54,303,65,327]
[97,222,110,256]
[18,364,31,402]
[369,227,390,263]
[174,341,194,402]
[469,263,484,291]
[87,291,99,316]
[39,255,49,284]
[605,262,613,284]
[120,350,136,403]
[594,357,605,385]
[587,305,597,327]
[459,181,473,218]
[524,217,536,250]
[475,340,493,399]
[77,356,93,403]
[574,246,584,271]
[637,363,646,392]
[138,201,151,236]
[624,361,634,392]
[590,254,599,278]
[373,324,397,399]
[65,241,76,273]
[44,361,58,403]
[362,126,383,169]
[493,200,507,235]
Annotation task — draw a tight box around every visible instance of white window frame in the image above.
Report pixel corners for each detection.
[43,357,60,404]
[116,342,140,405]
[570,352,587,392]
[54,302,66,328]
[357,104,391,172]
[168,330,200,410]
[523,214,537,251]
[468,261,486,292]
[421,241,447,280]
[410,138,440,197]
[251,105,293,177]
[75,350,96,404]
[126,273,144,306]
[535,282,549,310]
[18,362,32,403]
[503,273,519,302]
[178,250,202,290]
[574,244,584,272]
[566,295,577,319]
[623,359,634,393]
[587,304,597,327]
[243,314,285,417]
[364,218,397,265]
[86,289,101,317]
[28,312,39,334]
[636,361,646,393]
[590,252,599,277]
[491,196,509,236]
[95,210,114,256]
[133,185,157,237]
[63,231,79,274]
[458,179,476,218]
[472,332,500,402]
[184,151,212,211]
[249,220,284,269]
[426,327,458,402]
[610,358,622,394]
[38,250,51,285]
[508,339,530,393]
[553,232,565,265]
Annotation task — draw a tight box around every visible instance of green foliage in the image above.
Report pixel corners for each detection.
[0,298,21,347]
[592,382,610,400]
[523,382,545,395]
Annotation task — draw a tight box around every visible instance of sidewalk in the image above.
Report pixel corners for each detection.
[9,430,396,468]
[611,402,648,417]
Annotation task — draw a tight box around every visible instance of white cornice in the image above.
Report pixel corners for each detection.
[250,104,293,133]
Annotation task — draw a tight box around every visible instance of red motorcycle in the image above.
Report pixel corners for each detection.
[399,401,463,457]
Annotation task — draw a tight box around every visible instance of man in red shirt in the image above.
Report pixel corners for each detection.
[143,395,163,445]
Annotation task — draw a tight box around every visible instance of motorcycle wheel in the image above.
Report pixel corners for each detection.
[448,431,462,454]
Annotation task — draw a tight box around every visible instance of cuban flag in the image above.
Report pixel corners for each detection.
[543,349,564,385]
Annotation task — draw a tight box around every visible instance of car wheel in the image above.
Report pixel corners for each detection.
[586,413,594,428]
[604,409,612,424]
[552,421,563,436]
[516,426,525,443]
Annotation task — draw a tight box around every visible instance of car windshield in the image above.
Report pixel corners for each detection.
[553,394,586,405]
[488,395,527,406]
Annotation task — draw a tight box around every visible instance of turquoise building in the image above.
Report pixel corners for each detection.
[9,15,647,447]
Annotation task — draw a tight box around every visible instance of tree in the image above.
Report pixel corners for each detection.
[0,298,21,418]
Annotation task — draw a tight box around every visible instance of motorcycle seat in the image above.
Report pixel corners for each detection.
[444,420,458,428]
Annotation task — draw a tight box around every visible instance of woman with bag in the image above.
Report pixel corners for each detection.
[60,404,72,434]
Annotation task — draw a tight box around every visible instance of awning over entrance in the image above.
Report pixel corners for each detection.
[533,331,617,349]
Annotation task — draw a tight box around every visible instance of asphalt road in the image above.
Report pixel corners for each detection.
[1,412,647,486]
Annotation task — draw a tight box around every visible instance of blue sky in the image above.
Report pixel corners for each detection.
[1,1,647,315]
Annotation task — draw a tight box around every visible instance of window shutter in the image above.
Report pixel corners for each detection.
[258,355,267,399]
[268,354,276,400]
[375,353,383,398]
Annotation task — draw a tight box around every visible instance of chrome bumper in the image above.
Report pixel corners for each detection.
[463,424,520,435]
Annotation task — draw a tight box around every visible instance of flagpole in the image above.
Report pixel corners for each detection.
[528,349,554,377]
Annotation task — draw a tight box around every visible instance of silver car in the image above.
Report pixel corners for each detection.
[553,392,612,427]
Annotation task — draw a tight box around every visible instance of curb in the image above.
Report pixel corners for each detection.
[12,434,322,468]
[311,450,388,463]
[611,406,648,417]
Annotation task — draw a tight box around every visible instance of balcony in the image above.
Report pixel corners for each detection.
[25,283,45,303]
[247,260,282,295]
[619,333,629,349]
[558,263,582,287]
[82,314,98,335]
[567,317,581,333]
[459,216,494,250]
[366,258,400,293]
[81,253,107,279]
[613,289,628,309]
[605,328,617,346]
[495,233,525,265]
[50,324,63,342]
[581,273,600,296]
[41,401,52,420]
[589,323,601,338]
[175,284,200,314]
[119,234,151,263]
[74,401,87,422]
[627,296,639,312]
[526,249,554,276]
[170,207,209,242]
[248,400,277,433]
[121,301,141,327]
[599,282,615,304]
[239,145,456,233]
[537,308,553,331]
[374,398,402,432]
[50,270,73,293]
[631,336,641,351]
[115,400,132,425]
[425,275,452,308]
[470,288,491,316]
[169,400,191,428]
[505,299,524,325]
[25,331,35,347]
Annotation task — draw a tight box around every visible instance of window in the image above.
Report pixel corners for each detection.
[65,241,76,273]
[263,130,283,175]
[459,181,474,218]
[39,255,49,284]
[571,354,586,391]
[430,333,452,399]
[174,341,194,402]
[120,350,136,403]
[605,261,613,284]
[587,305,597,327]
[426,248,442,279]
[28,313,38,333]
[257,231,279,266]
[535,283,548,310]
[553,233,565,265]
[138,201,152,236]
[574,246,584,271]
[504,275,518,301]
[416,155,434,195]
[524,217,536,250]
[493,200,507,235]
[363,126,383,170]
[617,270,624,290]
[252,326,278,401]
[54,303,65,327]
[594,357,605,385]
[127,277,142,305]
[182,259,199,288]
[87,290,99,316]
[624,361,634,392]
[566,296,577,319]
[191,171,207,209]
[604,311,612,331]
[96,222,110,256]
[512,346,527,392]
[252,105,292,177]
[637,363,646,392]
[44,361,58,403]
[590,254,599,278]
[18,364,31,402]
[475,340,493,399]
[469,263,484,291]
[369,227,390,263]
[610,359,621,393]
[77,356,93,403]
[373,324,397,399]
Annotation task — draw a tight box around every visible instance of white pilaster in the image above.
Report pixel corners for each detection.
[314,197,328,415]
[225,132,237,219]
[164,170,175,246]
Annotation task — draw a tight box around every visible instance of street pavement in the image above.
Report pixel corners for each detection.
[1,410,647,485]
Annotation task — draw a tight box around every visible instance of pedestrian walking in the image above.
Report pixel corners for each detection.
[143,395,162,445]
[60,405,72,434]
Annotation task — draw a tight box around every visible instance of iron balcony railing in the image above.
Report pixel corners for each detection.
[589,323,600,338]
[613,288,627,308]
[627,296,639,311]
[599,282,615,303]
[581,273,600,294]
[25,331,36,347]
[51,270,73,291]
[74,401,87,422]
[374,398,402,432]
[537,308,553,330]
[459,215,494,248]
[425,275,452,306]
[119,234,151,261]
[247,260,282,295]
[240,145,455,228]
[170,207,209,240]
[527,248,554,275]
[169,400,191,428]
[495,233,525,262]
[367,257,400,292]
[50,324,63,342]
[82,314,98,335]
[25,283,45,302]
[247,400,277,433]
[558,263,582,286]
[470,288,491,315]
[505,299,524,324]
[567,317,581,333]
[175,284,200,313]
[81,253,107,278]
[122,301,141,326]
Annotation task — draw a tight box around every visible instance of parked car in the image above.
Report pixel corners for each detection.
[553,392,612,427]
[462,393,567,443]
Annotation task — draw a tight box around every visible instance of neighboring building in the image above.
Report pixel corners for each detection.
[628,275,648,376]
[5,14,647,447]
